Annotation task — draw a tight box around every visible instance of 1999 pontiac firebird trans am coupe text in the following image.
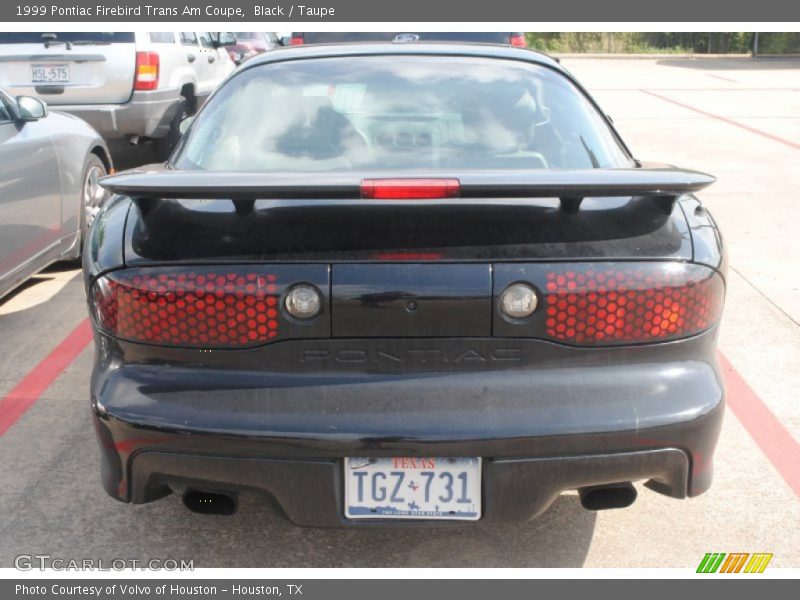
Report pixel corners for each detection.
[84,43,726,526]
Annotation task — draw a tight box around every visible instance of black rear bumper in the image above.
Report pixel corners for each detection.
[126,449,690,526]
[91,332,724,526]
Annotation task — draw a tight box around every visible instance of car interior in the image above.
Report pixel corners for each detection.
[180,57,630,172]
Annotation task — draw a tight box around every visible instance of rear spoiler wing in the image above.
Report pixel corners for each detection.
[100,167,715,216]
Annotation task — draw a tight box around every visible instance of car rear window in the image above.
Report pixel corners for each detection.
[176,55,631,172]
[0,32,134,43]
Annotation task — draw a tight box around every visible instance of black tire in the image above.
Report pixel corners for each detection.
[154,97,190,161]
[77,154,109,259]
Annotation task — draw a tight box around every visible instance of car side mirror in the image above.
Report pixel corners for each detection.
[278,35,291,47]
[178,115,194,136]
[214,32,237,48]
[16,95,47,121]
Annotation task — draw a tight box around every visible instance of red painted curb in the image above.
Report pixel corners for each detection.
[642,89,800,152]
[720,353,800,498]
[0,318,93,437]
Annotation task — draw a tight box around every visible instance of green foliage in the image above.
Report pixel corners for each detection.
[756,33,800,54]
[523,32,778,54]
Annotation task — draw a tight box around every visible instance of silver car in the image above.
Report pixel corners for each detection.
[0,89,112,300]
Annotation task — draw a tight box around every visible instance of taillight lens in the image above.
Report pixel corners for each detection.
[134,51,159,91]
[289,34,304,46]
[541,263,724,345]
[510,33,526,47]
[361,178,460,200]
[91,268,282,348]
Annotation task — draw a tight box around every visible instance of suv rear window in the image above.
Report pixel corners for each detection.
[0,32,134,43]
[177,56,631,173]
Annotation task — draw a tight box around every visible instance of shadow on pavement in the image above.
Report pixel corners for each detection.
[0,276,51,307]
[109,141,160,171]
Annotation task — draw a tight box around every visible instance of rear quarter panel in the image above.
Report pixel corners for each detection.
[47,111,110,241]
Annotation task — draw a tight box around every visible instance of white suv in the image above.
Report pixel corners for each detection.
[0,32,237,159]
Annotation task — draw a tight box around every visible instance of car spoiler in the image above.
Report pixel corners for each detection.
[100,167,715,216]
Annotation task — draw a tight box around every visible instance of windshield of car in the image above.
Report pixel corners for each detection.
[175,56,632,172]
[0,32,134,44]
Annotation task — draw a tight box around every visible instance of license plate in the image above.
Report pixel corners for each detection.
[31,64,70,83]
[344,457,481,520]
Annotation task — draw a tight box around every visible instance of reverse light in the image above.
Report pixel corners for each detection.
[283,284,322,320]
[134,51,159,91]
[361,178,461,200]
[500,283,538,319]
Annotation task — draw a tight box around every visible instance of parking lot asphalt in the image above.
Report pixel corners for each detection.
[0,57,798,569]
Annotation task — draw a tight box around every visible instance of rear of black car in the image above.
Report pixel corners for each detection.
[84,46,726,526]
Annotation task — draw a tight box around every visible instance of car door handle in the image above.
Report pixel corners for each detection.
[207,55,216,63]
[187,54,196,63]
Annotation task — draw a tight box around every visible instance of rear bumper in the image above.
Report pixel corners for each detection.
[127,449,690,526]
[53,89,181,139]
[91,331,724,526]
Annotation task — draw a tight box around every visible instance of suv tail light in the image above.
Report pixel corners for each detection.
[510,33,526,47]
[134,51,159,91]
[540,263,724,345]
[289,34,304,46]
[91,269,282,348]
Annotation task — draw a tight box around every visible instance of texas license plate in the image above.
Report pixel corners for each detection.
[31,64,70,83]
[344,457,481,520]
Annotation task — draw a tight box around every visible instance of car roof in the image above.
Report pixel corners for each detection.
[241,42,564,72]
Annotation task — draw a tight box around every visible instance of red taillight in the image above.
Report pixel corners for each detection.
[541,264,724,345]
[510,33,526,47]
[289,34,304,46]
[134,51,159,91]
[92,269,280,348]
[361,178,460,200]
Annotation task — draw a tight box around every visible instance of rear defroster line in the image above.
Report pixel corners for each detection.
[0,318,92,437]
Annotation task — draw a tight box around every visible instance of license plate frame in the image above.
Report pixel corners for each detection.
[31,63,70,84]
[344,457,482,521]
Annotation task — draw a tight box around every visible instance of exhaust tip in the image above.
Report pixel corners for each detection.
[579,482,637,511]
[183,490,237,516]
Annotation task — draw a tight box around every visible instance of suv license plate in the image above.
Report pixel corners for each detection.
[31,64,69,83]
[344,457,481,520]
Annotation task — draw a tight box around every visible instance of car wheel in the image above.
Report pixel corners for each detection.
[79,154,109,254]
[154,97,190,162]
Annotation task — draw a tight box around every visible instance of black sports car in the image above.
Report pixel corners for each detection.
[85,43,726,525]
